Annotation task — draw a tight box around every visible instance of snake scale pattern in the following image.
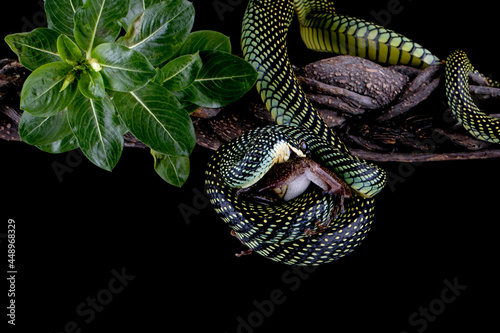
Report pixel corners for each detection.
[205,0,500,265]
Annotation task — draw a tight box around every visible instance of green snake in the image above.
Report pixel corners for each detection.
[445,50,500,144]
[205,0,500,266]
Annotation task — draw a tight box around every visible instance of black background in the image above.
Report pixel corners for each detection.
[1,0,499,332]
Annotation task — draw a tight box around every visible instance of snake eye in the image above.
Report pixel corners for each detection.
[300,141,308,153]
[288,141,307,158]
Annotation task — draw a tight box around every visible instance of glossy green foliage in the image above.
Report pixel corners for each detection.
[6,0,258,186]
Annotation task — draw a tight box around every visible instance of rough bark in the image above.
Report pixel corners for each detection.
[3,56,500,162]
[191,56,500,161]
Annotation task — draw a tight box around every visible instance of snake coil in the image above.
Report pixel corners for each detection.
[205,0,500,266]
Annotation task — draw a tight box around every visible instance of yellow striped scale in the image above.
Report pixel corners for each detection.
[298,11,439,68]
[445,50,500,144]
[240,0,387,194]
[205,126,376,266]
[205,0,389,266]
[206,0,499,266]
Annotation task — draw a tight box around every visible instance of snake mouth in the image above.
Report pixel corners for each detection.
[272,141,307,166]
[289,141,308,158]
[237,156,351,209]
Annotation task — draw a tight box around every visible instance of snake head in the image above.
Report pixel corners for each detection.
[274,139,308,165]
[289,140,309,157]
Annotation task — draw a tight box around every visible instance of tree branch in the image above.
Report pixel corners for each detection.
[2,56,500,163]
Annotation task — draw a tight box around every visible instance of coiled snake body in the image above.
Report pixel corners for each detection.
[205,0,500,265]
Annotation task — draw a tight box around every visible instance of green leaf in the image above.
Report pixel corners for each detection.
[120,0,195,66]
[19,108,79,154]
[113,82,195,157]
[151,150,190,187]
[67,93,124,171]
[74,0,130,55]
[151,67,166,84]
[91,43,156,92]
[37,134,79,154]
[161,53,202,91]
[4,28,61,71]
[57,35,83,65]
[170,90,201,114]
[19,110,73,146]
[45,0,84,37]
[121,0,164,32]
[20,62,78,117]
[78,69,106,100]
[183,51,258,108]
[177,30,231,56]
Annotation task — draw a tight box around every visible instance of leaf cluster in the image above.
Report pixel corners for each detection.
[5,0,257,186]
